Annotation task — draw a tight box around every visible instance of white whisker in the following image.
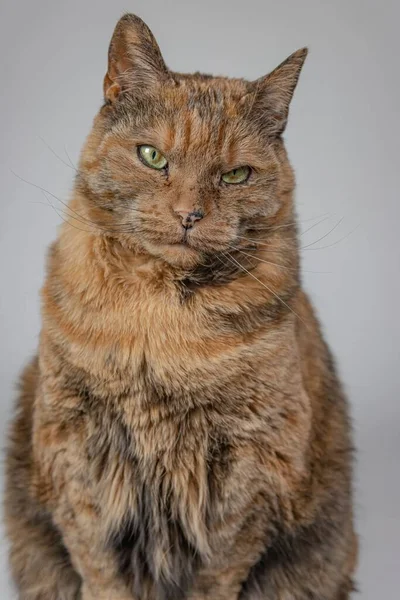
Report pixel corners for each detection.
[11,169,143,235]
[235,214,333,248]
[41,192,95,234]
[228,246,330,274]
[222,251,308,328]
[64,145,78,170]
[303,223,360,251]
[39,136,77,172]
[300,214,331,237]
[301,217,344,250]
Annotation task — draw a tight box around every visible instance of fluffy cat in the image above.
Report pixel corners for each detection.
[4,14,357,600]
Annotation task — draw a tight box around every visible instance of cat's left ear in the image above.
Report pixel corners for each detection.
[248,48,308,137]
[104,14,170,103]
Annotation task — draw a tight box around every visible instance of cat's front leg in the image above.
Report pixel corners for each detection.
[49,481,135,600]
[189,583,242,600]
[238,521,357,600]
[32,405,135,600]
[80,585,133,600]
[80,583,134,600]
[189,563,252,600]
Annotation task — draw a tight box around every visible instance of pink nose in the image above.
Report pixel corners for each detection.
[175,209,204,229]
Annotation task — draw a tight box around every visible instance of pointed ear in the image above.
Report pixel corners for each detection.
[104,14,170,103]
[249,48,308,137]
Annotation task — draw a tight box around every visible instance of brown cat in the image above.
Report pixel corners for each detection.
[4,13,357,600]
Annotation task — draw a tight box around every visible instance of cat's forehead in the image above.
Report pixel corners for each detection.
[108,75,263,165]
[154,81,254,160]
[175,73,250,95]
[167,73,250,116]
[138,76,255,159]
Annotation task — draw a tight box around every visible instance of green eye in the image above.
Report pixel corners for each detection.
[138,145,168,170]
[221,166,251,184]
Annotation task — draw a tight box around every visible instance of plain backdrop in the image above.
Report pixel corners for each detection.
[0,0,399,598]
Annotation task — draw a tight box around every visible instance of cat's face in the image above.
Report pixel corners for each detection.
[78,15,306,270]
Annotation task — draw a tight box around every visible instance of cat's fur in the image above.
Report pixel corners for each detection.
[4,14,357,600]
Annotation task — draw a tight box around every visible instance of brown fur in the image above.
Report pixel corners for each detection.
[4,14,357,600]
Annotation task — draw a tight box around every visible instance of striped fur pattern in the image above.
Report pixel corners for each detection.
[4,14,357,600]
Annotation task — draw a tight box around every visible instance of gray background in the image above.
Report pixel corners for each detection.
[0,0,399,597]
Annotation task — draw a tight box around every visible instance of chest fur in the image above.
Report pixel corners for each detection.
[84,395,241,599]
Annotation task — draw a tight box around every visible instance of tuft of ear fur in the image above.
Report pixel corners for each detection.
[104,14,171,103]
[250,48,308,137]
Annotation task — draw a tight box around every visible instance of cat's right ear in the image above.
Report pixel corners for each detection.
[104,14,170,103]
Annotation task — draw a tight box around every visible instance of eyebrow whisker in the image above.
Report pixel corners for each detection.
[39,136,78,172]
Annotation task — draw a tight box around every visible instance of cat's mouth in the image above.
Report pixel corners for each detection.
[140,233,202,268]
[172,228,193,248]
[166,227,200,251]
[140,221,237,268]
[171,230,189,247]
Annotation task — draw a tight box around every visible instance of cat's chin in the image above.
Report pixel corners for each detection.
[144,242,203,269]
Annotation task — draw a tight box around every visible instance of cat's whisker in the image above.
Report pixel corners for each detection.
[300,214,331,237]
[39,194,140,236]
[302,223,360,251]
[230,246,332,275]
[228,245,330,274]
[39,136,78,173]
[40,191,132,236]
[215,253,236,275]
[12,169,145,235]
[300,217,344,250]
[12,170,103,228]
[28,200,57,207]
[64,145,78,170]
[233,236,295,253]
[236,215,344,254]
[41,192,96,234]
[237,225,296,241]
[236,214,332,247]
[298,213,332,224]
[40,192,100,231]
[43,196,139,237]
[227,245,296,272]
[222,251,308,329]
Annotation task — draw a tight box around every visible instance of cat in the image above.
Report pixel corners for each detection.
[4,13,357,600]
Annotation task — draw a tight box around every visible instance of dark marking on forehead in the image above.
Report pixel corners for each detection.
[183,114,192,153]
[163,124,176,153]
[216,119,228,155]
[170,85,239,155]
[227,136,238,166]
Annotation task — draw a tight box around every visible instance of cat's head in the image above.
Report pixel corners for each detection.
[77,14,307,270]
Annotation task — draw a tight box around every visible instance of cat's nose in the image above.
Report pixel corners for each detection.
[175,209,204,229]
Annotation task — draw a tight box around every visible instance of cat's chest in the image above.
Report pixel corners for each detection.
[86,402,248,598]
[88,401,234,527]
[62,277,262,396]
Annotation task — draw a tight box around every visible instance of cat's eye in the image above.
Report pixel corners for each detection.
[221,166,251,184]
[138,145,168,170]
